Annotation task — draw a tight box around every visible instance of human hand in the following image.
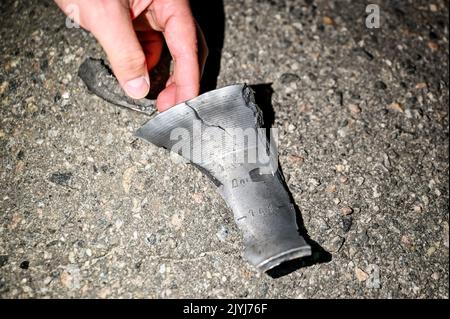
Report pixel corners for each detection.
[55,0,206,111]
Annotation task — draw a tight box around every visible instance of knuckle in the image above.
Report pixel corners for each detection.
[113,51,146,75]
[85,0,123,29]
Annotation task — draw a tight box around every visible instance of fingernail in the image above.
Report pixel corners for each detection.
[124,76,149,99]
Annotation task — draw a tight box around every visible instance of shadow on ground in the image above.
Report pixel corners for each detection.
[191,0,226,93]
[250,83,332,278]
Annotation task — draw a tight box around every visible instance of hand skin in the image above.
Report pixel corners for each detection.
[55,0,205,111]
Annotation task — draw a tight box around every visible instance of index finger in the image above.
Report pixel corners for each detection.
[153,0,200,105]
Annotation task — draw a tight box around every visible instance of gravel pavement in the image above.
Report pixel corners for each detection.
[0,0,448,298]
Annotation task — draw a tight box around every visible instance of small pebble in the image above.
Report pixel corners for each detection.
[374,81,387,90]
[427,41,438,51]
[426,246,436,256]
[288,124,296,132]
[308,178,321,188]
[401,235,412,248]
[60,271,73,289]
[159,264,166,274]
[322,16,335,25]
[0,81,8,94]
[191,193,203,203]
[279,73,300,84]
[415,82,427,89]
[429,4,438,12]
[412,204,423,213]
[348,104,361,114]
[287,155,304,165]
[387,102,404,113]
[339,176,348,184]
[0,255,8,267]
[43,276,52,285]
[329,236,345,252]
[122,166,136,194]
[97,287,111,298]
[341,206,353,215]
[20,260,29,270]
[342,216,353,233]
[170,213,183,230]
[216,225,229,242]
[146,234,156,245]
[355,177,365,186]
[326,184,337,193]
[49,172,72,186]
[26,103,38,113]
[355,267,369,282]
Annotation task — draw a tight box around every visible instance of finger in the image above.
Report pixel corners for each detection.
[156,82,177,112]
[87,1,149,99]
[151,0,200,107]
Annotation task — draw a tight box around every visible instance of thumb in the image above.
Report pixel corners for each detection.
[88,2,149,99]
